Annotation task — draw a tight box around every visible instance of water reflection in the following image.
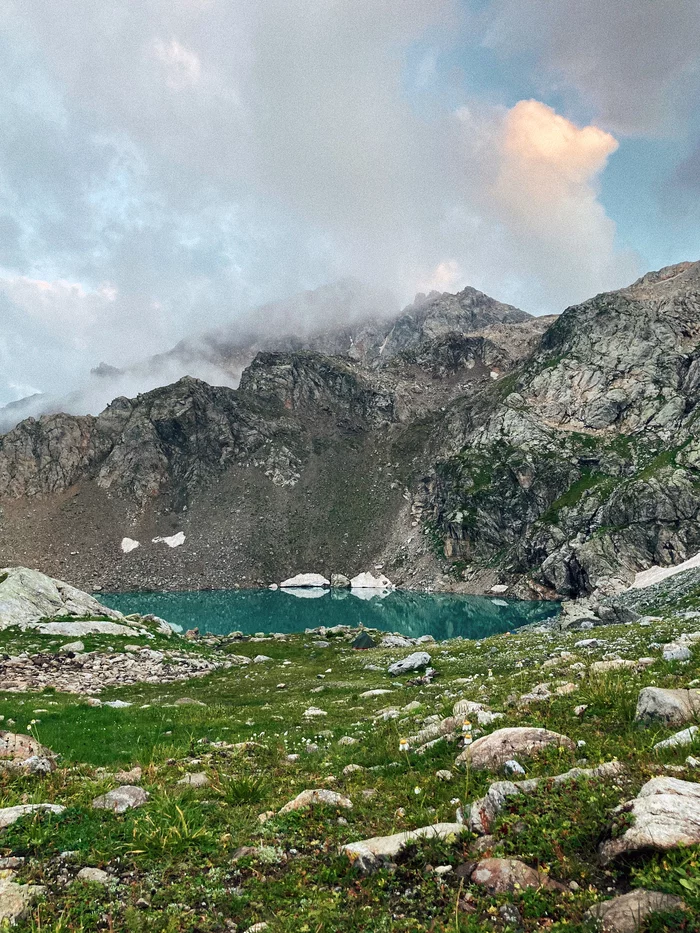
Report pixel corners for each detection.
[100,588,559,642]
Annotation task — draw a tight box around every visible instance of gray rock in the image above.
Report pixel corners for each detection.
[599,777,700,862]
[0,878,45,924]
[380,635,413,648]
[388,651,431,676]
[456,727,575,771]
[330,573,351,588]
[586,889,686,932]
[0,803,65,829]
[75,868,111,885]
[341,822,466,872]
[653,726,699,751]
[279,789,352,814]
[60,641,85,653]
[177,772,210,788]
[92,785,149,814]
[662,643,692,662]
[0,731,56,772]
[635,687,700,726]
[0,566,125,631]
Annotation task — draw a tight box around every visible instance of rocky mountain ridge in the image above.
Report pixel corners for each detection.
[2,262,700,599]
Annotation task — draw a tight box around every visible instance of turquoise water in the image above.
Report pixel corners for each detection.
[100,588,559,641]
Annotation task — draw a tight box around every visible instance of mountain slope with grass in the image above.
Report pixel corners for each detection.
[0,575,699,931]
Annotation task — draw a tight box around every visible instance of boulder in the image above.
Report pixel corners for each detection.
[279,789,352,814]
[351,632,377,650]
[635,687,700,725]
[653,726,699,751]
[177,772,210,788]
[92,785,149,814]
[380,635,413,648]
[662,643,692,662]
[0,731,56,769]
[0,804,65,829]
[330,573,351,588]
[388,651,431,676]
[350,572,394,589]
[456,727,575,771]
[75,868,111,885]
[471,858,566,894]
[59,640,85,653]
[586,889,686,932]
[0,566,126,632]
[0,878,45,924]
[280,573,330,588]
[599,777,700,863]
[341,823,466,872]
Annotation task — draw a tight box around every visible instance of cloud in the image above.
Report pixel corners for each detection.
[474,0,700,136]
[0,0,645,412]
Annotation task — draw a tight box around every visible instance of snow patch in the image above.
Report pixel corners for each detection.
[120,538,140,554]
[631,550,700,589]
[351,571,394,589]
[152,532,186,548]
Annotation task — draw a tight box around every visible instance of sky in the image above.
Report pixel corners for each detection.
[1,0,699,407]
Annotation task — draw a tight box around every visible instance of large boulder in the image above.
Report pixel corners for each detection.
[0,566,130,633]
[388,651,431,676]
[456,727,575,771]
[586,889,686,933]
[599,777,700,863]
[635,687,700,726]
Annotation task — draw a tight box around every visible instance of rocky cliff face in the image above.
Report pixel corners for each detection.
[428,261,700,596]
[4,264,700,599]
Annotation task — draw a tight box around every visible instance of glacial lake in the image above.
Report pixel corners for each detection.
[99,588,559,641]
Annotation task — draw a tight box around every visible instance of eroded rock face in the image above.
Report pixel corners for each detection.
[456,727,575,771]
[586,889,686,933]
[599,777,700,863]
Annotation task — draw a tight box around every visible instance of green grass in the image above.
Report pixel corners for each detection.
[0,610,698,930]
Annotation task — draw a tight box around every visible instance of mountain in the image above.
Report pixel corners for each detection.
[427,261,700,596]
[0,280,548,592]
[9,262,700,601]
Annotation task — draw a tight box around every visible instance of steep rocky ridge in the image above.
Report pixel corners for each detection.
[427,261,700,597]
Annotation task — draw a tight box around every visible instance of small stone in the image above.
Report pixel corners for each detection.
[338,736,358,746]
[279,789,352,814]
[303,707,327,718]
[504,759,526,777]
[92,785,149,814]
[343,764,364,776]
[471,858,566,894]
[75,868,110,885]
[653,726,699,751]
[436,770,453,781]
[498,903,522,927]
[253,655,272,663]
[177,772,210,788]
[434,865,453,876]
[60,641,85,653]
[0,878,45,924]
[0,804,65,829]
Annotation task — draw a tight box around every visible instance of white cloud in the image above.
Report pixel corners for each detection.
[153,38,201,88]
